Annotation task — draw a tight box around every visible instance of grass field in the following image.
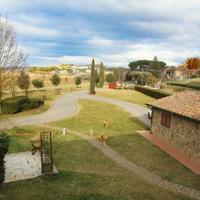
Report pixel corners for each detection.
[96,88,155,106]
[1,127,190,200]
[1,100,199,199]
[51,100,200,191]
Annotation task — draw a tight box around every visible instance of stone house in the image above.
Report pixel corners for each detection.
[147,91,200,164]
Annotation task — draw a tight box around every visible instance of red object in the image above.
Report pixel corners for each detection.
[137,130,200,175]
[108,82,117,89]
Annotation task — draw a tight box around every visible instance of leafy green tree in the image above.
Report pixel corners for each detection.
[99,62,105,88]
[51,73,60,86]
[90,59,96,94]
[150,56,162,77]
[17,70,30,97]
[125,71,132,81]
[128,58,166,78]
[131,71,156,85]
[32,79,44,89]
[75,76,81,87]
[106,73,115,83]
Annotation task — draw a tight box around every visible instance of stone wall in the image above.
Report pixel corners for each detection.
[151,109,200,164]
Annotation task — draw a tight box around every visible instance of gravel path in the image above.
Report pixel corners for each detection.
[0,90,150,130]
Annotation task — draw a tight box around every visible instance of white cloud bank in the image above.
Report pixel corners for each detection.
[1,0,200,66]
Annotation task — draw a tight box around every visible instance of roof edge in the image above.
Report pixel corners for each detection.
[147,104,200,124]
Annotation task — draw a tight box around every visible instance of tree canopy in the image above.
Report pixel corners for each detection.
[17,70,30,97]
[106,73,115,83]
[128,58,166,77]
[184,57,200,70]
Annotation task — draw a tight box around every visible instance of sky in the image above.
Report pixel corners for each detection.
[0,0,200,67]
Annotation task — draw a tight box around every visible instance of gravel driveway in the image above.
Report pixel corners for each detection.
[0,91,150,130]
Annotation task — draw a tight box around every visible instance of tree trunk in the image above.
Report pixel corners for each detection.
[25,88,28,98]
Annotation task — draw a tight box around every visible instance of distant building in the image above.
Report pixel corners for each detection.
[147,91,200,164]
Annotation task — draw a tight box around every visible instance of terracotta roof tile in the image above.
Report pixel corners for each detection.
[148,90,200,122]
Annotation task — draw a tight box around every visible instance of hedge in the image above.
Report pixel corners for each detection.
[1,96,44,114]
[0,132,10,184]
[167,82,200,90]
[135,85,171,99]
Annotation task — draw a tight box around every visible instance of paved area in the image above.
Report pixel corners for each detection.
[4,151,41,183]
[138,130,200,175]
[43,126,200,200]
[0,90,150,130]
[4,151,58,183]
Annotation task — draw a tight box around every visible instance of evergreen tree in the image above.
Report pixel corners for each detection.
[75,76,81,87]
[94,69,99,85]
[90,59,96,94]
[17,70,30,97]
[99,62,105,88]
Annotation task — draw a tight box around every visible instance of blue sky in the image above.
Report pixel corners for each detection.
[1,0,200,67]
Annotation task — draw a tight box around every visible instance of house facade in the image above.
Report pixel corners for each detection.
[148,91,200,164]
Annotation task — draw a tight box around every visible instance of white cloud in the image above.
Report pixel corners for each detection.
[86,36,114,46]
[1,0,200,67]
[13,21,60,37]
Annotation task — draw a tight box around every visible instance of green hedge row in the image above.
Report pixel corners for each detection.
[167,82,200,90]
[0,132,10,184]
[1,96,44,114]
[135,85,171,99]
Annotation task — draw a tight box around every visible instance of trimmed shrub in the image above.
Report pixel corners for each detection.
[135,85,171,99]
[0,132,10,184]
[1,96,44,114]
[167,82,200,90]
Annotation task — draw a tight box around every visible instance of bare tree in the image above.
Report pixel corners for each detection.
[0,16,27,103]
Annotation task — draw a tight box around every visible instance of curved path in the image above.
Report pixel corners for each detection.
[0,90,150,130]
[1,91,200,199]
[41,125,200,200]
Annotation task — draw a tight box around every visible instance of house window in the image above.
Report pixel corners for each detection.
[161,111,171,128]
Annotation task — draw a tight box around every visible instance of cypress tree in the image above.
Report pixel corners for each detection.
[90,59,96,94]
[99,62,105,88]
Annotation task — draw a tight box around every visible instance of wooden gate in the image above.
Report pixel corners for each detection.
[40,131,53,174]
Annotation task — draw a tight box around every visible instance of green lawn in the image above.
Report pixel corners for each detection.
[52,100,200,190]
[1,99,199,199]
[96,88,155,106]
[1,127,190,200]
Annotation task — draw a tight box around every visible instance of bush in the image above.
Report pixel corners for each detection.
[51,74,60,86]
[1,96,44,114]
[32,79,44,89]
[135,85,171,99]
[0,132,10,184]
[167,82,200,90]
[75,76,81,87]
